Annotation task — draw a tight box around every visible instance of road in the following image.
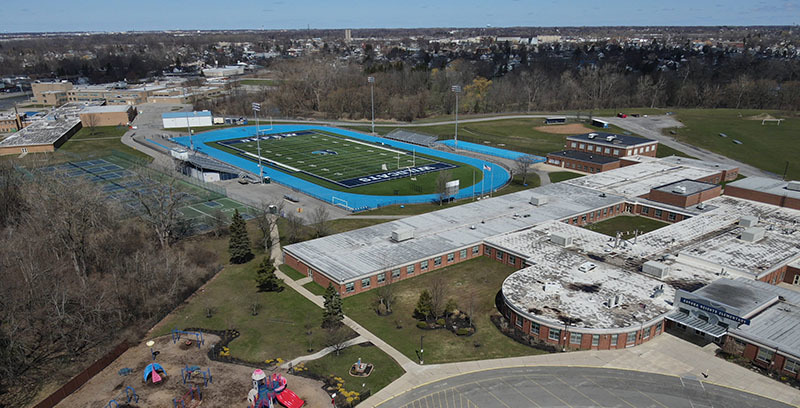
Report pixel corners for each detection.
[598,115,777,178]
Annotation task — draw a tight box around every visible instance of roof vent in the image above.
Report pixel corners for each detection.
[740,227,765,242]
[605,135,616,142]
[391,229,414,242]
[739,216,758,228]
[530,194,548,206]
[588,133,598,139]
[672,185,687,194]
[642,261,671,279]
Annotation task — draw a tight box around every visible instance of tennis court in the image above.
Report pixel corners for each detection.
[215,129,456,188]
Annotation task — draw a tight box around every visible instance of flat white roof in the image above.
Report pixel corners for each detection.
[565,160,722,197]
[80,105,132,114]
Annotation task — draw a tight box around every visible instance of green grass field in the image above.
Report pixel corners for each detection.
[57,126,152,161]
[279,264,307,280]
[548,171,584,183]
[211,128,483,196]
[342,256,545,364]
[301,344,405,399]
[585,215,670,239]
[670,109,800,180]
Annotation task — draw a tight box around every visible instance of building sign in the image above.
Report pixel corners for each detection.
[680,297,750,325]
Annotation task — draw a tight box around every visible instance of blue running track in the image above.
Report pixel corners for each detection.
[170,125,510,211]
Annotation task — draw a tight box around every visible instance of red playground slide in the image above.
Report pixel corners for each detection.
[275,389,305,408]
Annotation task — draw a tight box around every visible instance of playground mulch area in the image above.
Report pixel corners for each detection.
[56,334,330,408]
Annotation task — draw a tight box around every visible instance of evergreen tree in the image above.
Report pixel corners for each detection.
[228,208,253,264]
[413,289,433,321]
[255,256,280,292]
[322,284,344,328]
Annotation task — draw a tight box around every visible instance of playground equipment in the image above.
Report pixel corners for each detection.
[171,329,204,349]
[173,385,203,408]
[181,365,213,387]
[247,369,305,408]
[144,363,166,384]
[106,386,138,407]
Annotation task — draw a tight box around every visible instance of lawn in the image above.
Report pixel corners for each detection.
[279,264,307,280]
[210,128,484,196]
[342,256,545,364]
[670,109,800,180]
[303,281,326,296]
[301,343,405,398]
[548,171,584,183]
[58,126,151,161]
[656,143,697,159]
[151,253,345,363]
[585,215,670,239]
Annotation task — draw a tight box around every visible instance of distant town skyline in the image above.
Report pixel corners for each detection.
[4,0,798,33]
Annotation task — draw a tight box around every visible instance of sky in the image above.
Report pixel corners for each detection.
[4,0,798,33]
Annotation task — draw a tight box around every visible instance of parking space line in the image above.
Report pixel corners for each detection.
[579,375,635,408]
[526,375,573,408]
[498,377,542,408]
[636,389,670,408]
[484,386,512,408]
[554,376,604,407]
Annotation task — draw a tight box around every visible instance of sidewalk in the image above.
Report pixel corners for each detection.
[280,336,369,369]
[361,334,800,407]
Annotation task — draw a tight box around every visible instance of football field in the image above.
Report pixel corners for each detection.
[214,130,457,188]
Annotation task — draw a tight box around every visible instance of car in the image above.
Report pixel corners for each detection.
[617,113,627,118]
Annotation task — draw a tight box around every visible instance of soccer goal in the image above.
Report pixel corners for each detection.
[331,196,353,211]
[762,118,784,126]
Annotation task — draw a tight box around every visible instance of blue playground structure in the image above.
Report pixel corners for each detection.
[173,386,203,408]
[106,386,138,407]
[181,365,213,387]
[144,363,166,384]
[171,329,204,349]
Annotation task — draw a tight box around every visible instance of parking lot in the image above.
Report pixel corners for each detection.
[379,366,791,408]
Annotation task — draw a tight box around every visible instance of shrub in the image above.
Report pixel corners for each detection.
[416,321,428,329]
[436,318,445,326]
[457,328,469,336]
[376,303,387,315]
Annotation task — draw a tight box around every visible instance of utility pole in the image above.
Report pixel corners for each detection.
[451,85,461,149]
[252,102,263,183]
[368,76,376,134]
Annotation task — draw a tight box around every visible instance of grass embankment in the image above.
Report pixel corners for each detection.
[585,215,670,239]
[343,256,544,364]
[58,126,151,161]
[670,109,800,180]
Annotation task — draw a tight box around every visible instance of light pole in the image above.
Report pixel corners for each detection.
[252,102,263,183]
[419,335,424,365]
[451,85,461,149]
[183,88,194,151]
[368,76,375,134]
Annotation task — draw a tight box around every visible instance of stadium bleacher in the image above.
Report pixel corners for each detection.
[384,129,438,147]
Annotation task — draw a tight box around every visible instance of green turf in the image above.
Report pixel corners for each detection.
[670,109,800,180]
[210,128,483,196]
[300,343,405,399]
[279,264,307,280]
[585,215,670,239]
[58,126,151,161]
[151,257,350,363]
[342,256,545,364]
[303,281,326,296]
[656,143,697,159]
[548,171,584,183]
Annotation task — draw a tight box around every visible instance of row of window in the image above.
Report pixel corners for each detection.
[640,206,678,221]
[562,161,604,173]
[344,246,481,293]
[756,348,800,374]
[523,315,662,348]
[569,204,622,225]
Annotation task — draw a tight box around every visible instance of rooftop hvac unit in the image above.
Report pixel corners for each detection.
[642,261,671,279]
[739,216,758,228]
[391,229,414,242]
[740,227,765,243]
[788,181,800,192]
[543,282,559,293]
[530,195,548,206]
[550,232,572,247]
[672,185,687,194]
[605,135,616,142]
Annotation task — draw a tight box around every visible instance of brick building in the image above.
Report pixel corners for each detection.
[724,177,800,211]
[545,150,620,173]
[79,105,137,127]
[547,132,660,174]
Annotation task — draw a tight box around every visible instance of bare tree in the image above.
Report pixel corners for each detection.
[129,167,188,250]
[310,206,331,238]
[435,170,452,206]
[429,277,448,319]
[253,201,283,251]
[324,326,352,356]
[514,155,534,186]
[374,259,396,315]
[84,113,100,135]
[210,208,227,238]
[284,213,305,244]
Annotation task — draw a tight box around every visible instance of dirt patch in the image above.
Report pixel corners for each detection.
[744,113,777,121]
[533,123,592,135]
[55,334,329,408]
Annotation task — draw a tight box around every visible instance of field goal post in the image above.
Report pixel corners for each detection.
[331,196,354,211]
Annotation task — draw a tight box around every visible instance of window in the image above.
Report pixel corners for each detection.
[784,358,800,373]
[643,327,650,339]
[420,260,428,271]
[447,253,455,263]
[308,268,313,277]
[603,208,608,216]
[668,212,676,221]
[589,212,594,220]
[572,217,578,224]
[596,210,601,218]
[611,334,618,345]
[571,142,577,148]
[460,249,467,259]
[472,245,480,255]
[579,143,585,149]
[655,322,663,334]
[604,147,611,154]
[642,207,650,215]
[345,282,355,293]
[581,215,587,223]
[508,255,516,265]
[587,145,594,151]
[549,328,561,341]
[756,348,774,363]
[515,316,523,327]
[613,149,620,156]
[434,256,442,266]
[627,332,636,345]
[654,209,663,217]
[496,250,503,260]
[570,332,582,344]
[485,246,491,255]
[361,277,371,288]
[531,322,540,335]
[377,273,385,284]
[592,335,600,346]
[392,268,401,279]
[407,265,415,274]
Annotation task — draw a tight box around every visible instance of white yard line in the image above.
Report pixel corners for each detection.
[243,151,301,172]
[344,137,407,155]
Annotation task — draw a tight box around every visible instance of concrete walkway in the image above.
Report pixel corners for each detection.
[279,335,370,369]
[361,334,800,408]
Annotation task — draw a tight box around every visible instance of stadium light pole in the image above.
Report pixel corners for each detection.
[252,102,263,184]
[368,76,376,134]
[451,85,461,150]
[183,88,194,151]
